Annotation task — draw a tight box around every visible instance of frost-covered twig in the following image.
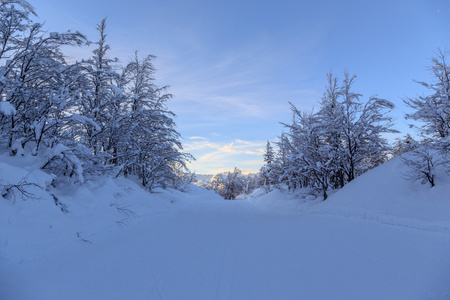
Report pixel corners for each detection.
[0,175,42,202]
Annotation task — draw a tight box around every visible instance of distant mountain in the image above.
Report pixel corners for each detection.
[194,174,214,186]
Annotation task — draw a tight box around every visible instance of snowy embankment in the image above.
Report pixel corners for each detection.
[248,157,450,233]
[0,153,201,265]
[1,154,450,299]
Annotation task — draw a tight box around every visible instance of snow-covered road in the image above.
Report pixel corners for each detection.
[4,193,450,300]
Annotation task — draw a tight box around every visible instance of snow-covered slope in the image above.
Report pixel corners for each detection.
[248,156,450,232]
[0,153,209,265]
[1,155,450,299]
[312,157,450,231]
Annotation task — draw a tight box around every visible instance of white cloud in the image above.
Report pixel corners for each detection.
[183,138,265,174]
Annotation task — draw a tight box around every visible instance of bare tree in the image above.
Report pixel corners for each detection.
[401,145,442,187]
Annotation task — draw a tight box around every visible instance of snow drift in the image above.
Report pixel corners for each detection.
[249,156,450,232]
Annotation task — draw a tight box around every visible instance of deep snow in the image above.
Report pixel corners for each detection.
[1,155,450,299]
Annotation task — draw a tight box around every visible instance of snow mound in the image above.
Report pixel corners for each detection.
[0,154,210,265]
[311,157,450,232]
[249,156,450,232]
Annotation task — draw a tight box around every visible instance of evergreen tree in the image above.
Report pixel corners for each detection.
[263,141,274,164]
[260,141,276,188]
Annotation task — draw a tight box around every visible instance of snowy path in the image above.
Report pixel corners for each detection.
[4,194,450,300]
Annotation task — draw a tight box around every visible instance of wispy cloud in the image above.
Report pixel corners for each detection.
[155,31,323,124]
[40,1,326,176]
[184,138,265,174]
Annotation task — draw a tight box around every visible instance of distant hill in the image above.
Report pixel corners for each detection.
[194,174,214,186]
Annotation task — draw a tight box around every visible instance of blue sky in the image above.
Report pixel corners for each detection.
[37,0,449,174]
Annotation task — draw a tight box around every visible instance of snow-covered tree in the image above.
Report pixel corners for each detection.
[119,51,193,189]
[316,73,345,189]
[276,72,397,199]
[0,0,90,185]
[207,173,225,192]
[74,18,123,162]
[393,134,417,157]
[405,49,450,140]
[0,1,85,156]
[207,168,246,199]
[260,141,276,188]
[401,144,442,187]
[263,141,274,164]
[337,73,397,182]
[273,133,293,187]
[402,49,450,186]
[241,172,262,195]
[0,3,192,190]
[285,107,333,199]
[222,168,245,200]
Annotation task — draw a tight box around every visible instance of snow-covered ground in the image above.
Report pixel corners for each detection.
[1,155,450,299]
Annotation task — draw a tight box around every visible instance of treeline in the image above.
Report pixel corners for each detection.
[260,49,450,199]
[0,1,192,190]
[203,168,260,200]
[260,72,397,199]
[205,72,399,200]
[206,49,449,201]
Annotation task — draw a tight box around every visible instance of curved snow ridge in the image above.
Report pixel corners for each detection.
[310,207,450,233]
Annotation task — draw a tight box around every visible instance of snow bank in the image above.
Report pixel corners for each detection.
[311,157,450,232]
[0,154,209,265]
[249,157,450,232]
